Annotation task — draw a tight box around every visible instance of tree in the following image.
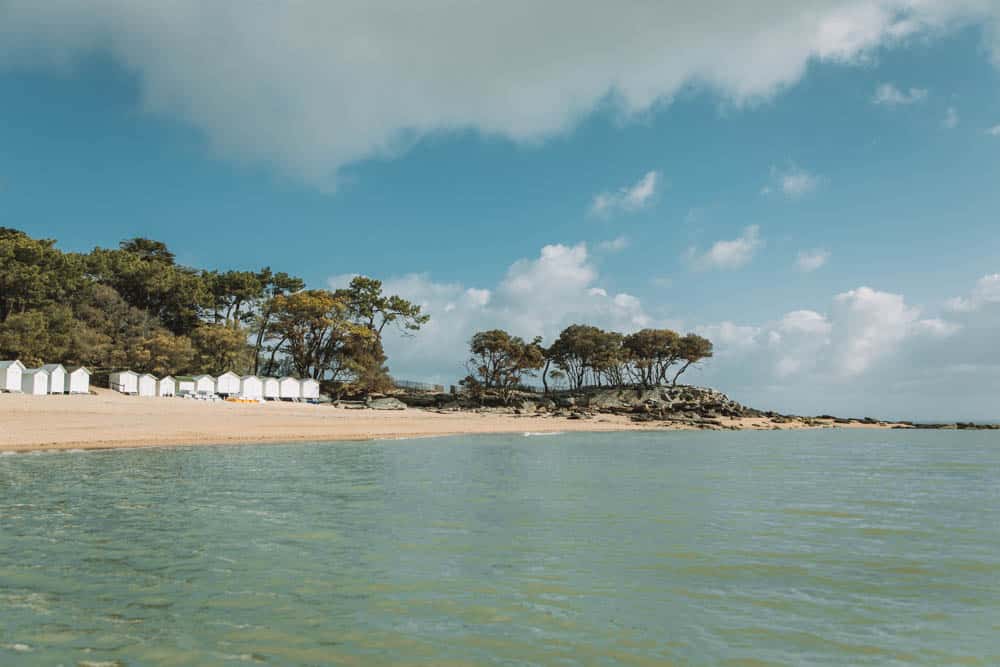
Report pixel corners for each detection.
[118,238,176,264]
[623,328,681,388]
[251,270,305,374]
[141,331,196,377]
[336,276,430,338]
[547,324,611,390]
[190,324,253,375]
[466,329,545,404]
[671,334,713,386]
[268,290,372,381]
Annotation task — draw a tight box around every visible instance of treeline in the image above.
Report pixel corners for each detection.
[464,325,713,403]
[0,228,427,391]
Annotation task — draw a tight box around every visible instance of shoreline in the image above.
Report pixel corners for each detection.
[0,389,910,455]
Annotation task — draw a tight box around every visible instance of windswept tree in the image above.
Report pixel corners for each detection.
[334,276,429,388]
[623,328,681,388]
[670,333,713,386]
[465,329,545,404]
[547,324,614,389]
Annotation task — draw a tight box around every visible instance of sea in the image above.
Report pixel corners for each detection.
[1,430,998,665]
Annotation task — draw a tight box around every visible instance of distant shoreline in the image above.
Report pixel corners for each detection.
[0,389,925,454]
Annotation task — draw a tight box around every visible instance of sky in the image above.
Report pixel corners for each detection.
[1,1,1000,420]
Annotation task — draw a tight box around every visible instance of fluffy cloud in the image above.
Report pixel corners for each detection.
[347,253,997,418]
[688,225,763,270]
[590,171,659,216]
[368,242,653,383]
[946,273,1000,312]
[2,2,999,188]
[872,82,929,105]
[795,248,830,272]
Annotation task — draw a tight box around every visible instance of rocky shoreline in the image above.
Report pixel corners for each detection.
[389,385,999,431]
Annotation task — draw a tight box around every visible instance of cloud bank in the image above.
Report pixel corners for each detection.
[2,1,1000,187]
[349,242,997,420]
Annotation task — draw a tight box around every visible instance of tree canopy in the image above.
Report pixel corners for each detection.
[0,229,427,392]
[468,324,714,397]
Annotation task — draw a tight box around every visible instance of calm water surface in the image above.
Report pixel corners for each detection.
[1,430,999,665]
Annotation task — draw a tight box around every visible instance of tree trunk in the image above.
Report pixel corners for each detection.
[671,361,692,386]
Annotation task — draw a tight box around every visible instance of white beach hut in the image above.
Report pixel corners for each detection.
[193,374,216,396]
[176,376,196,396]
[239,375,263,400]
[157,376,176,397]
[0,360,25,392]
[215,371,241,397]
[41,363,67,394]
[64,367,91,394]
[300,378,320,401]
[110,370,139,395]
[21,368,49,396]
[262,377,280,400]
[279,376,301,401]
[137,373,157,397]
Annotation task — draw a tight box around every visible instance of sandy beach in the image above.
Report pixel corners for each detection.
[0,389,901,453]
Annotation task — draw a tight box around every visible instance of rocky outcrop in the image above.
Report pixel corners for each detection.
[366,396,407,410]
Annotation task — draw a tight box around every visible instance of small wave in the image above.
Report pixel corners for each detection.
[1,643,32,653]
[0,451,17,456]
[523,431,565,437]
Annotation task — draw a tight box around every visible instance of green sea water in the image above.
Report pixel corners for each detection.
[1,430,998,666]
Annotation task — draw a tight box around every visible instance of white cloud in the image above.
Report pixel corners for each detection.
[943,106,959,128]
[359,261,997,419]
[597,236,630,252]
[795,248,830,272]
[689,225,763,270]
[373,242,653,383]
[2,2,999,188]
[987,125,1000,136]
[590,171,659,217]
[946,273,1000,312]
[763,165,822,198]
[872,82,929,106]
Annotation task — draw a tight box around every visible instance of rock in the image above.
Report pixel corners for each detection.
[367,397,407,410]
[556,396,576,408]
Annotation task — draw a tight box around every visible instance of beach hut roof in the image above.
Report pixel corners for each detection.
[279,376,299,381]
[160,375,175,380]
[41,363,66,372]
[140,373,157,379]
[0,359,26,370]
[193,374,214,380]
[24,368,48,375]
[113,369,139,377]
[241,375,260,380]
[219,370,240,377]
[66,366,92,375]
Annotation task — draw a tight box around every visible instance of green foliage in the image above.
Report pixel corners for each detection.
[0,229,428,391]
[538,324,714,392]
[466,329,545,404]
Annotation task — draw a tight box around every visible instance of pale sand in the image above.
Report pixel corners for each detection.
[0,389,901,453]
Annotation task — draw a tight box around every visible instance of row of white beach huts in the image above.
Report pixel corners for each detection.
[109,370,320,402]
[0,360,320,402]
[0,361,91,395]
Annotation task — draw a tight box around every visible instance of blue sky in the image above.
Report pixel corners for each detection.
[2,2,1000,419]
